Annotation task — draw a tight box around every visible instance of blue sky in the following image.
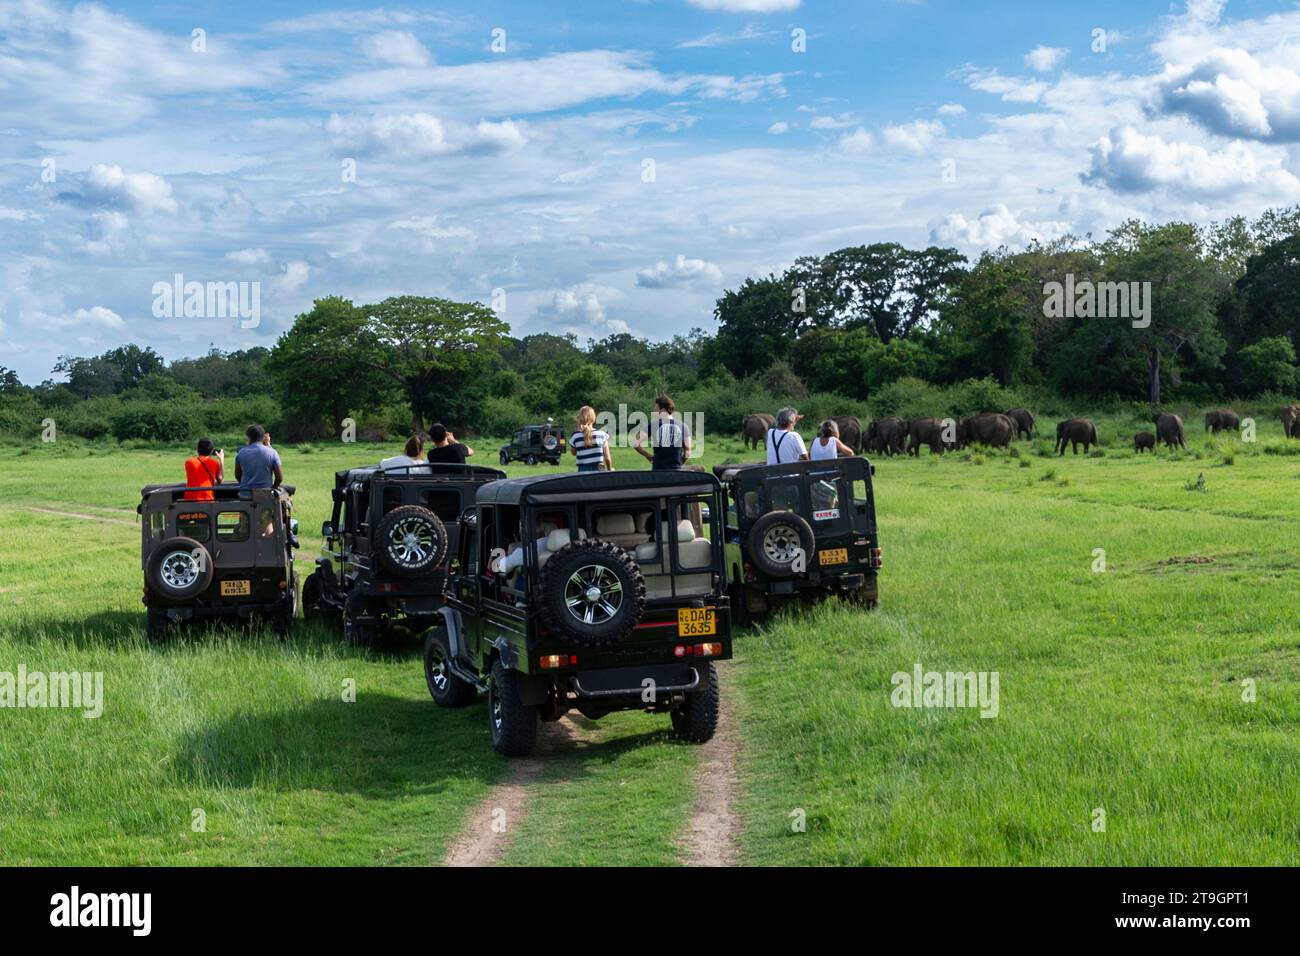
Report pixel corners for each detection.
[3,0,1300,381]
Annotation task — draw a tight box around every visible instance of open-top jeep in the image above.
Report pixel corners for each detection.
[498,422,566,466]
[714,457,881,620]
[303,462,505,646]
[138,483,299,642]
[425,469,732,756]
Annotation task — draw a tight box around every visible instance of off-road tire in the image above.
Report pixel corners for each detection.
[343,594,378,647]
[489,658,538,756]
[747,511,815,579]
[525,454,538,466]
[671,661,719,743]
[374,505,448,578]
[301,571,323,621]
[538,539,646,646]
[424,629,477,707]
[146,537,215,600]
[499,449,510,466]
[271,571,299,640]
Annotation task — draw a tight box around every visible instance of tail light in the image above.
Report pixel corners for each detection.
[870,548,883,569]
[377,582,403,593]
[675,643,722,658]
[539,654,577,669]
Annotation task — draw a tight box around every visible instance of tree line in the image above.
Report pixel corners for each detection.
[5,207,1300,442]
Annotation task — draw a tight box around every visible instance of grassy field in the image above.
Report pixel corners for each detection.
[2,415,1299,865]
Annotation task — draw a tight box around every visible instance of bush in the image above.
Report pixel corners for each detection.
[478,396,530,439]
[110,403,202,442]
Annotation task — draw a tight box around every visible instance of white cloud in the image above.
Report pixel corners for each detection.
[325,113,526,157]
[838,127,875,153]
[1024,45,1068,72]
[266,9,457,34]
[79,164,178,214]
[70,306,125,329]
[636,255,723,289]
[538,284,629,335]
[930,205,1071,250]
[359,29,433,67]
[962,68,1049,104]
[881,119,943,153]
[276,261,312,292]
[809,115,857,130]
[1083,125,1300,196]
[937,103,966,115]
[1156,47,1300,142]
[679,25,776,48]
[685,0,801,11]
[767,121,790,134]
[225,248,272,266]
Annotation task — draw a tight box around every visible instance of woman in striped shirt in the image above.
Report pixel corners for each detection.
[571,406,614,473]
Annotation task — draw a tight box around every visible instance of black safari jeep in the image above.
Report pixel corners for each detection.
[302,462,506,645]
[137,484,299,641]
[714,458,881,619]
[425,469,732,757]
[499,422,566,466]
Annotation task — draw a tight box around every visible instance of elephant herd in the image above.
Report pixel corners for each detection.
[741,404,1300,459]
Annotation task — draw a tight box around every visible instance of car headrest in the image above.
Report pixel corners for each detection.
[676,519,696,543]
[597,513,636,535]
[546,529,572,552]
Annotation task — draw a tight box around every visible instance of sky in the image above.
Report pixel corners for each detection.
[4,0,1300,382]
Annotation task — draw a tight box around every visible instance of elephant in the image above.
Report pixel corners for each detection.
[957,412,1016,449]
[741,413,775,450]
[868,417,908,456]
[1134,431,1155,453]
[907,416,953,456]
[1055,418,1098,455]
[1004,407,1035,440]
[1281,405,1300,439]
[1153,412,1186,450]
[1204,409,1240,433]
[832,415,864,453]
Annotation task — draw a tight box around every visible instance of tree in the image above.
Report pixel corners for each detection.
[1236,337,1297,394]
[710,275,806,379]
[1223,233,1300,350]
[1100,221,1227,405]
[356,296,511,429]
[265,297,393,435]
[0,366,23,394]
[945,253,1034,387]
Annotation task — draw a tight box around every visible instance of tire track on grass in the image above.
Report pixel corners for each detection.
[442,716,599,867]
[678,662,741,867]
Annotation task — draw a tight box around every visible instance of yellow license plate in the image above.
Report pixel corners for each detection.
[220,579,251,597]
[818,548,849,566]
[677,607,716,637]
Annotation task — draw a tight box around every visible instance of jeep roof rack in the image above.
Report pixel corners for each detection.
[336,464,507,482]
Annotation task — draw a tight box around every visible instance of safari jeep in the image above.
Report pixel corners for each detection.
[425,469,732,757]
[714,457,881,619]
[137,483,299,642]
[498,422,566,466]
[303,462,505,646]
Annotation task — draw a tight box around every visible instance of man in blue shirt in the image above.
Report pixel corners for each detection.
[235,424,283,489]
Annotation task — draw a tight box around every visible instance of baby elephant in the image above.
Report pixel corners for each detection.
[1134,431,1155,453]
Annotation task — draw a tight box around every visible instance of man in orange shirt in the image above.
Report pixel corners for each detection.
[184,438,225,501]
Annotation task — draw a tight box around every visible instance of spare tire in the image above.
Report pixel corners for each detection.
[748,511,815,578]
[147,536,215,600]
[539,539,646,646]
[374,505,448,577]
[542,434,559,452]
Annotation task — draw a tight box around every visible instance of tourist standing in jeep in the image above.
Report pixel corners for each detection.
[632,394,691,470]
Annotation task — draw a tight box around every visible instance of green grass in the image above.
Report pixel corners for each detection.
[3,422,1300,865]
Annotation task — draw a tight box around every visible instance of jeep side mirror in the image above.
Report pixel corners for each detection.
[321,521,334,538]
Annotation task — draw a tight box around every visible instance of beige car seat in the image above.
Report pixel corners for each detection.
[635,520,713,599]
[594,512,648,550]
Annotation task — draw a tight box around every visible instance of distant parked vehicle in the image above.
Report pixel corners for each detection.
[499,421,567,466]
[137,483,299,642]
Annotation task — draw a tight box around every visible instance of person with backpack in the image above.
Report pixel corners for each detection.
[632,394,692,470]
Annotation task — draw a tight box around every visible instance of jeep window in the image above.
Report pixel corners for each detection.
[216,511,251,542]
[176,512,210,543]
[808,477,847,530]
[852,478,870,512]
[382,486,403,515]
[422,490,462,521]
[743,490,762,519]
[770,481,802,513]
[258,507,276,537]
[148,510,165,539]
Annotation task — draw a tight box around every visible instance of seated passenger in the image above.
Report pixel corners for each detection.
[381,435,428,471]
[184,437,224,501]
